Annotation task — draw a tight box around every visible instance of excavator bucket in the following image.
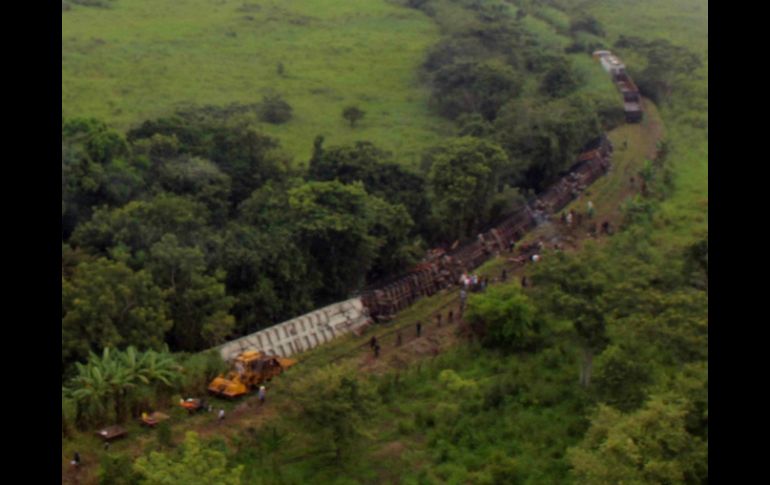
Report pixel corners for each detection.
[208,376,248,398]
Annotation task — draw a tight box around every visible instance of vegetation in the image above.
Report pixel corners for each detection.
[63,0,706,483]
[133,432,244,485]
[342,106,366,128]
[62,0,453,164]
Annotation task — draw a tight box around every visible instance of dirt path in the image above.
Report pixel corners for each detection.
[62,106,664,484]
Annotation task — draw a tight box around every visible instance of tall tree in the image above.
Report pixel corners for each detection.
[62,118,143,238]
[427,137,510,241]
[308,141,431,241]
[430,60,523,121]
[531,244,610,387]
[71,193,214,269]
[540,56,581,98]
[494,94,602,191]
[62,258,172,368]
[148,234,235,351]
[155,156,232,224]
[568,394,708,484]
[287,180,412,302]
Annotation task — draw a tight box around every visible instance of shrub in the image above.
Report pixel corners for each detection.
[438,369,477,393]
[156,422,174,449]
[99,453,140,485]
[465,286,542,351]
[259,94,293,124]
[342,106,365,127]
[415,408,436,429]
[176,350,228,396]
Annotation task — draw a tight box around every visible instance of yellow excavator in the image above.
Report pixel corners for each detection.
[208,351,297,398]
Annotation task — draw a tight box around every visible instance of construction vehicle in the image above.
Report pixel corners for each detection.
[179,398,208,414]
[208,350,297,398]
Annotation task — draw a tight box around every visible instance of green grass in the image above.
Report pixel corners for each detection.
[62,0,454,167]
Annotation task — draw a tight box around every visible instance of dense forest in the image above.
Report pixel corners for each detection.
[62,0,707,483]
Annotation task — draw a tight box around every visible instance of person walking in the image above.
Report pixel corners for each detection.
[416,321,422,337]
[370,336,377,350]
[258,386,266,406]
[218,409,225,421]
[587,200,595,219]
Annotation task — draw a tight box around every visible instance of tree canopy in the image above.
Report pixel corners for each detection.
[134,432,244,485]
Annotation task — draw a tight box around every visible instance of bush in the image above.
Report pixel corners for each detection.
[99,453,139,485]
[156,422,174,449]
[483,375,523,409]
[415,408,436,429]
[398,418,416,435]
[465,286,542,351]
[176,350,228,396]
[438,369,477,393]
[259,94,293,124]
[594,344,653,412]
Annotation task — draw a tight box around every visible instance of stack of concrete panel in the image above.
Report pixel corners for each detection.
[217,298,371,361]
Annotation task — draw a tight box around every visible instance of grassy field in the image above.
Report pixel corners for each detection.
[62,0,455,166]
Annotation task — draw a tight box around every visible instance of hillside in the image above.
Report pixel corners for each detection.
[62,0,453,165]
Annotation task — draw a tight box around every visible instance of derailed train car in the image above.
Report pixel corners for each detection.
[360,135,613,321]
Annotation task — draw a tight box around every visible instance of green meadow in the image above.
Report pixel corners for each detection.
[62,0,454,166]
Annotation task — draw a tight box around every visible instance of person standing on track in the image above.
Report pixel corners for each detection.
[258,386,266,406]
